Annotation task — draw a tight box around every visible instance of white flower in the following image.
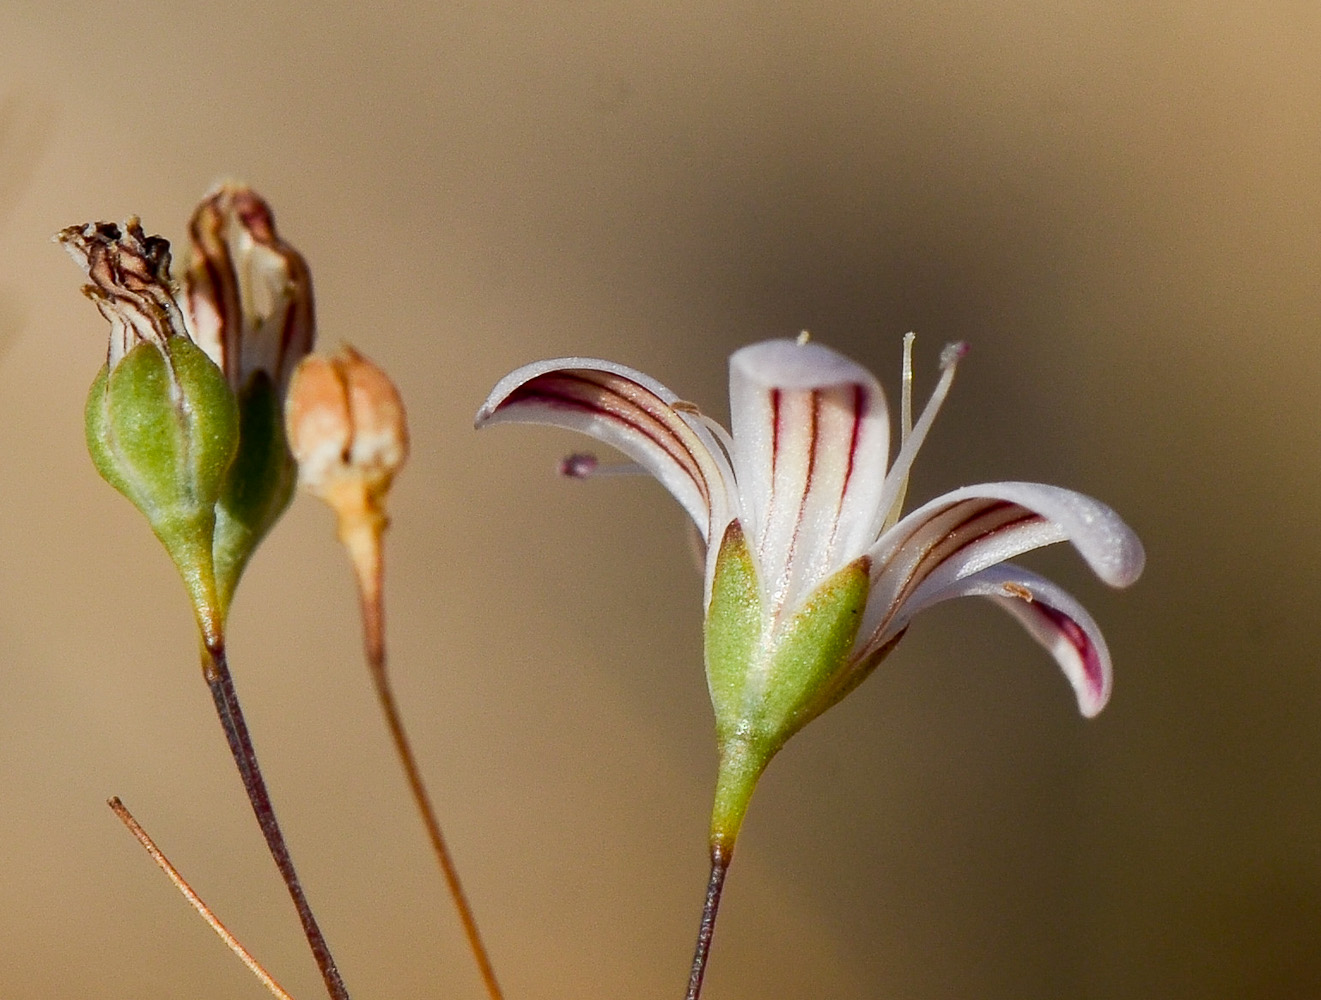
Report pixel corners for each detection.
[477,336,1144,844]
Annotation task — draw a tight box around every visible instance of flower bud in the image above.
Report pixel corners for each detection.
[61,220,240,640]
[181,185,316,607]
[285,345,408,534]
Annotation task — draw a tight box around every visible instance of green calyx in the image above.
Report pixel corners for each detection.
[212,371,299,611]
[86,341,299,638]
[704,521,871,847]
[86,338,239,641]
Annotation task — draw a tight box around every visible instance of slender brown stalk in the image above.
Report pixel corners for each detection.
[108,797,299,1000]
[341,512,505,1000]
[201,642,351,1000]
[684,843,732,1000]
[284,347,500,996]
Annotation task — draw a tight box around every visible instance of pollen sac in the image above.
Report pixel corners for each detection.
[62,220,240,626]
[285,345,409,523]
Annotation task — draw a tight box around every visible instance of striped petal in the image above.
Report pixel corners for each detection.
[183,184,315,393]
[860,482,1143,653]
[728,339,890,622]
[889,563,1114,717]
[476,358,735,545]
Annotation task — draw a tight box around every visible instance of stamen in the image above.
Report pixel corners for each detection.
[558,453,597,478]
[940,341,970,369]
[885,332,919,534]
[876,340,966,533]
[558,452,646,478]
[900,332,915,443]
[689,412,735,464]
[796,329,811,345]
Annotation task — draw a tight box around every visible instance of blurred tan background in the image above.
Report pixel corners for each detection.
[0,2,1317,998]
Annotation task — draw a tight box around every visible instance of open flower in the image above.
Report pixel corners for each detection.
[476,336,1144,847]
[478,335,1143,997]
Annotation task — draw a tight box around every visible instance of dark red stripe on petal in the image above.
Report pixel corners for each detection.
[840,383,864,503]
[901,500,1031,580]
[823,382,867,552]
[1033,600,1105,706]
[874,499,1044,637]
[503,370,715,512]
[789,388,821,559]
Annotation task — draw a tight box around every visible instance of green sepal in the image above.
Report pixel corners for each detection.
[85,338,239,635]
[704,520,871,847]
[212,372,299,613]
[750,556,870,745]
[705,521,764,742]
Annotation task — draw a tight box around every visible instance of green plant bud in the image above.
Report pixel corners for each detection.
[62,219,242,642]
[704,520,870,847]
[85,336,240,638]
[212,371,299,611]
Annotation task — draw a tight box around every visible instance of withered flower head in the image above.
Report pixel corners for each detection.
[62,185,319,633]
[184,183,315,394]
[61,218,188,365]
[60,218,240,642]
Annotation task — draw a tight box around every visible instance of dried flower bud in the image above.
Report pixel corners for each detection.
[60,219,240,640]
[179,184,317,609]
[183,183,315,394]
[63,187,318,632]
[285,346,409,528]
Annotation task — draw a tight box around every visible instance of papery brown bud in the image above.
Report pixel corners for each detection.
[181,183,317,608]
[285,346,408,515]
[184,183,315,393]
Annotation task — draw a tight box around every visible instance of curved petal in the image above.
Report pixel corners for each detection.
[887,563,1114,717]
[861,481,1143,644]
[476,357,735,544]
[728,339,890,620]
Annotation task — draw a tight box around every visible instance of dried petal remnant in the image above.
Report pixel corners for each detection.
[184,184,315,392]
[58,219,189,365]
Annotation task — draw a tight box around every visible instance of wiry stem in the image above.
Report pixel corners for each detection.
[684,843,732,1000]
[108,797,299,1000]
[340,509,505,1000]
[202,642,351,1000]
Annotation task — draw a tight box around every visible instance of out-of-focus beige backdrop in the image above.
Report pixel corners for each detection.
[0,3,1316,998]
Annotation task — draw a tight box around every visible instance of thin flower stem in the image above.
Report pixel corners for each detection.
[201,643,351,1000]
[684,843,731,1000]
[107,797,299,1000]
[341,512,505,1000]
